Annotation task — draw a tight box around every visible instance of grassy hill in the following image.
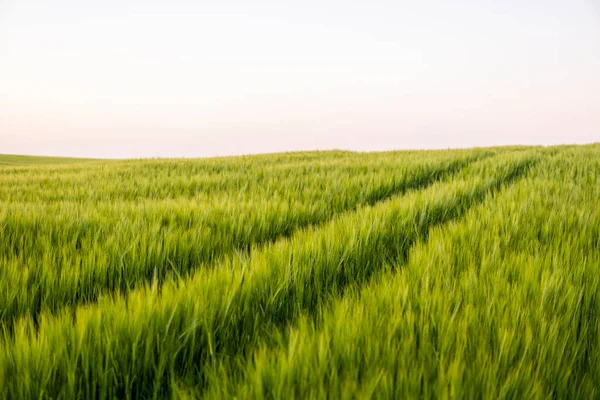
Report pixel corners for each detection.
[0,144,598,399]
[0,154,98,166]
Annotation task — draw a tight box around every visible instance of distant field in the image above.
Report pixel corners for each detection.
[0,154,98,166]
[0,145,598,399]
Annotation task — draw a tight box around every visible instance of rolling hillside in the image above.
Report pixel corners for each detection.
[0,145,598,399]
[0,154,98,166]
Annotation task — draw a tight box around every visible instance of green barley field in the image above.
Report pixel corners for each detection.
[0,144,598,399]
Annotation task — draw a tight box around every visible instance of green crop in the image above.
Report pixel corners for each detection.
[0,145,597,399]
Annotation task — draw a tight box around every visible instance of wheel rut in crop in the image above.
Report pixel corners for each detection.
[4,153,487,333]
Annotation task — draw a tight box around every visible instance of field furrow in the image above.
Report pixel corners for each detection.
[0,150,542,399]
[0,151,492,330]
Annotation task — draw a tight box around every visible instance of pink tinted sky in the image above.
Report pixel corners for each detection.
[1,0,599,158]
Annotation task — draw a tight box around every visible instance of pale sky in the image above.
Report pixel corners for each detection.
[1,0,599,158]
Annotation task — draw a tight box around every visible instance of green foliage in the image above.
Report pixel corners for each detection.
[0,145,598,399]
